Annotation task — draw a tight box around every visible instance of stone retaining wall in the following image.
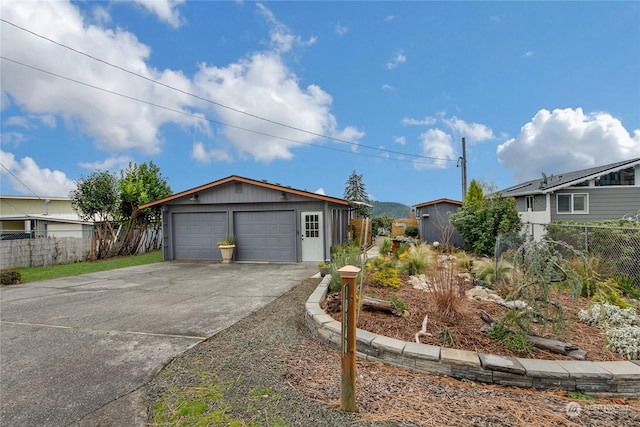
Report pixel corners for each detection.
[305,275,640,398]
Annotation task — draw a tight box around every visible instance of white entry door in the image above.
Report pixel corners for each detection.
[301,211,323,262]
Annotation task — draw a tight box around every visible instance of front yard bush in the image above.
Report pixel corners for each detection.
[1,268,21,286]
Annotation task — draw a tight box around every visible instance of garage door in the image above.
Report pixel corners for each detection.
[234,210,296,262]
[173,212,227,260]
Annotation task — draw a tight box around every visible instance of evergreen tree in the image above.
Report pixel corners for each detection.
[343,170,371,217]
[465,179,484,205]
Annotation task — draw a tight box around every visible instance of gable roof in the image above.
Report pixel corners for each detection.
[139,175,349,209]
[497,157,640,197]
[413,198,462,209]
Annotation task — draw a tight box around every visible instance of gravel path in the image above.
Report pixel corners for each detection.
[145,277,639,427]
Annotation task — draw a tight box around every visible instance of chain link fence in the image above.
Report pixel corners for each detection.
[497,222,640,286]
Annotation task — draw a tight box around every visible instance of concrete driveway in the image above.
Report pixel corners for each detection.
[0,261,317,427]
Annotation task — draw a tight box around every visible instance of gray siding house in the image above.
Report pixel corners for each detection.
[497,158,640,240]
[140,176,351,263]
[412,198,464,247]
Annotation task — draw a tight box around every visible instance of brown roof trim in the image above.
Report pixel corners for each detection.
[412,198,462,209]
[139,175,349,209]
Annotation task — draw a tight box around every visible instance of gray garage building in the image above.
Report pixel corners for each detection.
[140,176,351,263]
[413,198,464,247]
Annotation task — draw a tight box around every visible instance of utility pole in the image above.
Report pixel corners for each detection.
[458,137,467,200]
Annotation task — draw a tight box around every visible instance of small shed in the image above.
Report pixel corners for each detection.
[412,198,463,247]
[140,175,351,263]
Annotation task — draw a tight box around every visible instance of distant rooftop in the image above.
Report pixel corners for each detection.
[497,157,640,197]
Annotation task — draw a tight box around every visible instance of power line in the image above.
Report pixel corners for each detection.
[1,56,454,167]
[0,18,457,164]
[0,162,44,201]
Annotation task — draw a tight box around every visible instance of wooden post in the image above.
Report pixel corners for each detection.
[338,265,360,412]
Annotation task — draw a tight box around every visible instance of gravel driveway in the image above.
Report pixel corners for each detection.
[0,262,316,427]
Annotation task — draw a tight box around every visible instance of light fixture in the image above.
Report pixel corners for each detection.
[190,193,199,202]
[280,191,287,200]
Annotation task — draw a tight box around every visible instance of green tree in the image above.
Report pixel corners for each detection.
[451,191,522,256]
[344,170,371,217]
[116,162,172,255]
[70,170,120,259]
[464,179,484,205]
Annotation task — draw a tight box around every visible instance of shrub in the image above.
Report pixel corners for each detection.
[390,296,408,312]
[368,262,402,289]
[606,326,640,360]
[616,276,640,300]
[328,245,362,292]
[455,252,472,271]
[578,302,639,328]
[405,242,436,276]
[379,239,393,256]
[473,258,513,285]
[592,279,633,309]
[437,328,456,346]
[450,192,522,256]
[487,323,533,353]
[1,268,21,286]
[431,259,465,318]
[405,225,419,238]
[507,239,583,338]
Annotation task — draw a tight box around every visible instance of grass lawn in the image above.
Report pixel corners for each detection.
[16,250,164,283]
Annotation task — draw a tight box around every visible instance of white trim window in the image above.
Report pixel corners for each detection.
[557,193,588,214]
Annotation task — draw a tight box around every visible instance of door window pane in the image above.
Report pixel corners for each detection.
[557,195,571,213]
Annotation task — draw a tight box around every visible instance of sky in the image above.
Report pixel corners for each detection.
[1,0,639,206]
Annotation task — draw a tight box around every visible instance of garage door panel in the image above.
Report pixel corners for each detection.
[235,211,295,262]
[173,212,227,260]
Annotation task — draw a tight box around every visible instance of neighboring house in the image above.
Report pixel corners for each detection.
[496,157,640,240]
[139,175,352,263]
[0,195,93,239]
[412,198,464,247]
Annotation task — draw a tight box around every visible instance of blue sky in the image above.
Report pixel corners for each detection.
[1,0,639,206]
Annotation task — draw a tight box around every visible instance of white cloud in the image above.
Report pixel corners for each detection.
[314,187,325,195]
[0,150,75,197]
[1,0,361,178]
[522,51,535,58]
[39,114,57,128]
[0,132,26,145]
[393,136,406,145]
[191,141,233,164]
[3,116,31,128]
[413,129,457,170]
[381,84,395,91]
[256,3,316,53]
[385,15,396,21]
[386,50,406,70]
[442,116,495,143]
[335,23,348,36]
[1,0,205,156]
[193,43,362,162]
[3,114,56,129]
[128,0,185,28]
[497,107,640,182]
[92,5,111,25]
[78,155,133,171]
[401,116,437,126]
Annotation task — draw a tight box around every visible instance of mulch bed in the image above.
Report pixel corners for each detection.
[323,275,626,361]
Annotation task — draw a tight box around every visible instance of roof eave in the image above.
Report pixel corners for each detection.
[541,159,640,194]
[139,175,349,209]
